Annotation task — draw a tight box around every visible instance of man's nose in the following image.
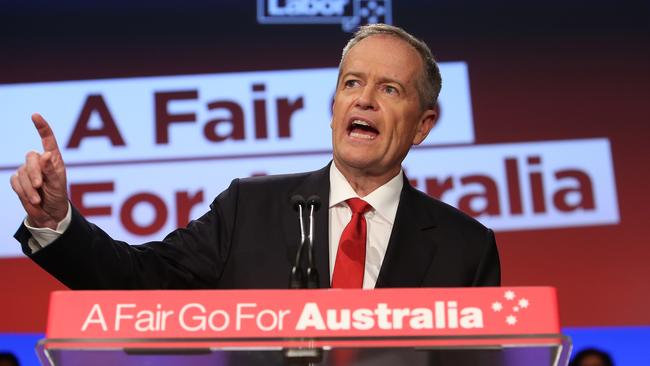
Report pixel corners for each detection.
[355,86,378,110]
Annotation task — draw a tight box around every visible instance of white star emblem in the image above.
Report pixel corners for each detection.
[513,306,520,312]
[504,290,516,301]
[506,315,517,325]
[491,302,503,312]
[519,298,530,308]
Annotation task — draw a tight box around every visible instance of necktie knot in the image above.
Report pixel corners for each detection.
[346,198,371,215]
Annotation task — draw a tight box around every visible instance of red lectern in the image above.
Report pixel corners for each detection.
[36,287,571,365]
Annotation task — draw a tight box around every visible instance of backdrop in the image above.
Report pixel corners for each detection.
[1,1,648,339]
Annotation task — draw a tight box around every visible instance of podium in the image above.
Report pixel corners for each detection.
[36,287,572,365]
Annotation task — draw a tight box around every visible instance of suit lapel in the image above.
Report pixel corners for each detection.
[281,165,437,289]
[375,182,438,288]
[282,164,331,289]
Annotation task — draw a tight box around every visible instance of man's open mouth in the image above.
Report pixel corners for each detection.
[348,119,379,140]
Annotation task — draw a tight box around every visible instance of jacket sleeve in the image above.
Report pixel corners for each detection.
[471,228,501,286]
[13,179,242,290]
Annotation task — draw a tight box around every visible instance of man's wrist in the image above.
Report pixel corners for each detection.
[26,217,58,231]
[24,202,72,249]
[26,202,71,231]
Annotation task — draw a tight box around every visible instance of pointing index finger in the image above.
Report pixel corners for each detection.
[31,113,61,153]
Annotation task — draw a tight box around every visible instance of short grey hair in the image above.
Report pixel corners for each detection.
[339,24,442,109]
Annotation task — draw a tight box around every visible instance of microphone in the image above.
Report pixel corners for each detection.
[284,194,324,364]
[289,195,306,289]
[305,195,321,289]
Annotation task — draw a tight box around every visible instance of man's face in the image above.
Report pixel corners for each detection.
[577,355,608,366]
[331,35,437,180]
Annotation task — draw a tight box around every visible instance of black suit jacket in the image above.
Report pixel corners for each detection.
[15,164,500,290]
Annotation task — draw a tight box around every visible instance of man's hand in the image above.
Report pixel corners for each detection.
[10,113,69,230]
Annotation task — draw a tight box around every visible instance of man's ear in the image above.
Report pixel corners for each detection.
[412,104,439,145]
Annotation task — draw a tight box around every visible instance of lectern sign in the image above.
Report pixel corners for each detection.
[46,287,559,343]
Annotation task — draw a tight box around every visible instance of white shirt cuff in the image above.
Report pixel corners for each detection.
[24,202,72,253]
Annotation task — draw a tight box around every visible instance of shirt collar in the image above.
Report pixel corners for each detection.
[329,163,403,224]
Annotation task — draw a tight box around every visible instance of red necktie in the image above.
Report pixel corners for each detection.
[332,198,372,288]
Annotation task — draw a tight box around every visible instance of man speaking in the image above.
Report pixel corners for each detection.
[10,24,500,290]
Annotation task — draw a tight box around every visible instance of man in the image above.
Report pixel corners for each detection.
[11,24,500,290]
[569,348,615,366]
[0,353,20,366]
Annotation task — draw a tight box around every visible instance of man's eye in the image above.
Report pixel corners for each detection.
[344,79,360,88]
[384,85,399,95]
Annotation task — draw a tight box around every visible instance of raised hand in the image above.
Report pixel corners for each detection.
[10,113,69,229]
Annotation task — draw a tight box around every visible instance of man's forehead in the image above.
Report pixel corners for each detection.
[339,35,422,82]
[349,33,410,49]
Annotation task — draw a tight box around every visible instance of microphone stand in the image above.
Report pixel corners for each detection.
[306,195,321,289]
[289,195,306,289]
[284,195,323,365]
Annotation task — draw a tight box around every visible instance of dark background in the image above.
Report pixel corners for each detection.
[1,0,648,332]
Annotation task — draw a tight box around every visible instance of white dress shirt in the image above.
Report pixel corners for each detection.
[24,202,72,254]
[328,163,403,289]
[27,165,404,289]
